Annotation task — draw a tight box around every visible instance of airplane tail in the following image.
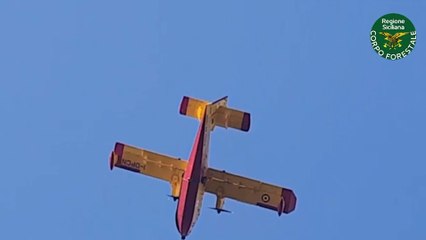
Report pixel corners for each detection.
[179,96,209,120]
[179,96,251,132]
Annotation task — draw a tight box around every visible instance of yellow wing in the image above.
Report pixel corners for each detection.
[205,168,296,215]
[110,142,187,198]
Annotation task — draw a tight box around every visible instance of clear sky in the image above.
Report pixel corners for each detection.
[1,1,425,239]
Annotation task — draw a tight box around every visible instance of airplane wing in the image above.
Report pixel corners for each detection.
[110,142,187,198]
[204,168,296,215]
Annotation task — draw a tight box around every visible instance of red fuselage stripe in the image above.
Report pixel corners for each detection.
[176,116,206,236]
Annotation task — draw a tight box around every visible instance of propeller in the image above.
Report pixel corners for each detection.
[209,207,232,214]
[167,195,179,202]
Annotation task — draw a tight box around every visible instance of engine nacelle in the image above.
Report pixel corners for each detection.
[216,197,225,209]
[215,197,225,210]
[210,196,231,214]
[169,174,182,201]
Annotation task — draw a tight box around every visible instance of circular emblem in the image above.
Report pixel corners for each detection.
[370,13,416,60]
[261,194,270,203]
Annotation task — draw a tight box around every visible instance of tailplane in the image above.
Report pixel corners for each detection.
[179,96,209,120]
[179,96,251,132]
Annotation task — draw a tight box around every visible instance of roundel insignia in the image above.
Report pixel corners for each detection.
[261,194,270,203]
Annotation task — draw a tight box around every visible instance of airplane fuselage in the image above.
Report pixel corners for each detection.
[176,114,211,239]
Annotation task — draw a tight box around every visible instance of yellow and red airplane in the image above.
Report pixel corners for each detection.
[109,96,297,239]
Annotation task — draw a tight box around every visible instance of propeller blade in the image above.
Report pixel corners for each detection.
[167,195,179,201]
[209,207,232,214]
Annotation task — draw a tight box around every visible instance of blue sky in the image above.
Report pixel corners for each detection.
[1,0,425,239]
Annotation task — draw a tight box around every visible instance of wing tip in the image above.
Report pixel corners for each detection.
[110,142,125,170]
[281,188,297,214]
[241,112,251,132]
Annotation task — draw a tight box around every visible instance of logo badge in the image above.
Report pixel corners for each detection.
[370,13,416,60]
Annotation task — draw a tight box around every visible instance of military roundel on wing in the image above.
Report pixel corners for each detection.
[261,194,270,203]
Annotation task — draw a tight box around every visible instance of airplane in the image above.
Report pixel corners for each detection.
[109,96,297,239]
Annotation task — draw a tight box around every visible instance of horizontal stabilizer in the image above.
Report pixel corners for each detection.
[179,96,251,132]
[179,96,208,120]
[212,106,251,132]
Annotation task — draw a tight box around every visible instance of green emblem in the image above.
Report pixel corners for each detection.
[370,13,416,60]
